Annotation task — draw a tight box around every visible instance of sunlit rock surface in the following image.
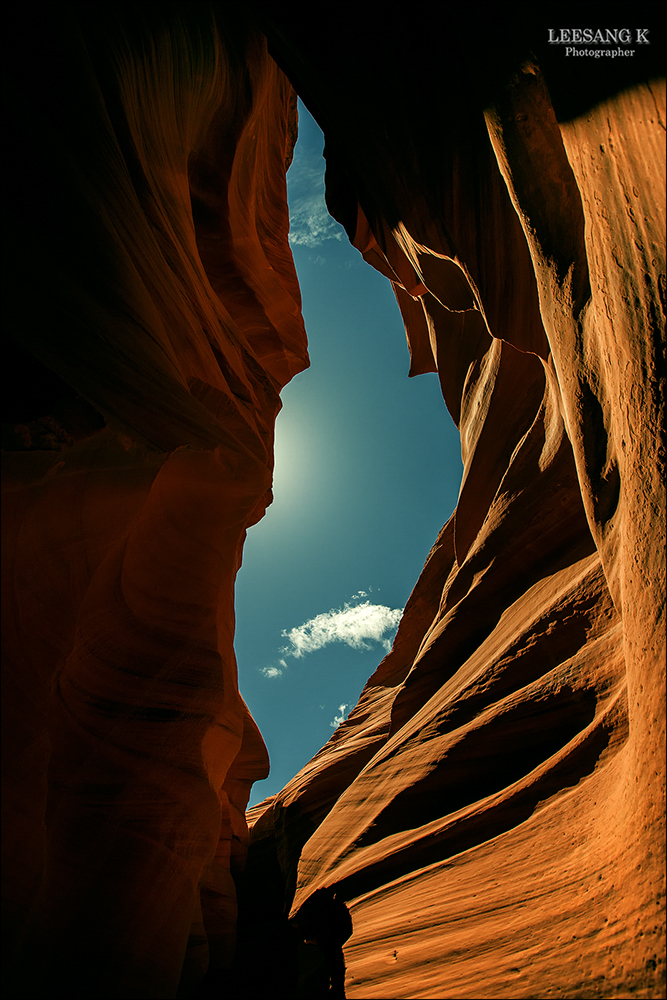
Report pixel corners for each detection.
[238,10,666,1000]
[2,5,665,999]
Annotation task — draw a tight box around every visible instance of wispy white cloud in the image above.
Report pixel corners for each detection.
[261,658,288,678]
[260,592,402,678]
[280,599,403,659]
[330,704,349,728]
[287,160,345,248]
[261,665,282,678]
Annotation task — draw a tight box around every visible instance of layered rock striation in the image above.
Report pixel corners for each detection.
[2,5,665,999]
[239,9,666,1000]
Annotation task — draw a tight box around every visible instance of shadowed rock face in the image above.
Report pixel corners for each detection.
[3,6,305,998]
[2,4,665,999]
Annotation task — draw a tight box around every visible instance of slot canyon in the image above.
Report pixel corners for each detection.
[2,4,665,998]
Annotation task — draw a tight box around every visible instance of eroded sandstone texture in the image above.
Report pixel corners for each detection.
[3,6,306,997]
[2,5,665,999]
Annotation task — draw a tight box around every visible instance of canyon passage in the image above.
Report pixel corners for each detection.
[2,5,665,999]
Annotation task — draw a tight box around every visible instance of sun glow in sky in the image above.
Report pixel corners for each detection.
[235,102,463,806]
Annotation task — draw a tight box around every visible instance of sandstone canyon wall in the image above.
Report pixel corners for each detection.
[3,6,306,997]
[2,4,665,999]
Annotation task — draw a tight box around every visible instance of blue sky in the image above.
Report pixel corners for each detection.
[235,102,463,806]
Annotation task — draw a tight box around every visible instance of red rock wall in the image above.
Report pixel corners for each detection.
[2,6,665,1000]
[2,6,306,997]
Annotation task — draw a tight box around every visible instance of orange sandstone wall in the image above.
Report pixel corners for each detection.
[239,10,666,1000]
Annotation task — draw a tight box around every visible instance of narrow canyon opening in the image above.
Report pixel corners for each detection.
[234,101,464,807]
[2,6,663,1000]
